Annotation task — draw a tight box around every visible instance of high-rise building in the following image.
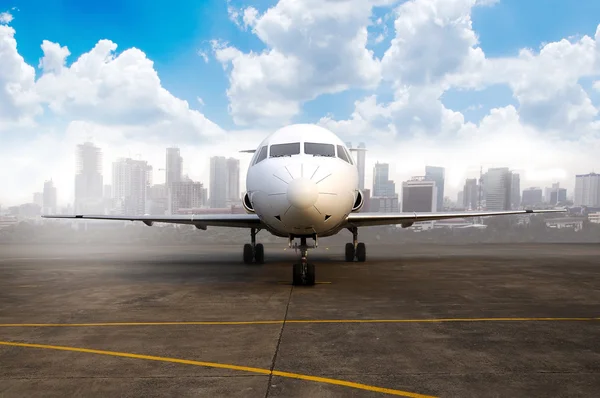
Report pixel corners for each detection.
[112,158,152,215]
[166,147,183,189]
[210,156,230,208]
[463,178,478,210]
[226,157,240,204]
[483,167,512,211]
[402,177,437,212]
[373,162,396,197]
[522,187,543,206]
[545,182,567,205]
[75,142,103,213]
[574,173,600,206]
[457,191,464,208]
[511,173,521,209]
[425,166,445,211]
[170,181,207,213]
[43,180,57,214]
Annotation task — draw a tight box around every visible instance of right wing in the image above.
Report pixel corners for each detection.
[41,213,263,230]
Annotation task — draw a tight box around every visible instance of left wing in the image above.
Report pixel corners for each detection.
[345,209,566,228]
[41,213,262,229]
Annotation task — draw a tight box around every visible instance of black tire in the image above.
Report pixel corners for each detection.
[356,242,366,262]
[306,263,316,286]
[344,242,355,262]
[292,263,303,285]
[243,243,253,264]
[254,243,264,263]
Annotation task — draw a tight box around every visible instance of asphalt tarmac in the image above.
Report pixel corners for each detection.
[0,242,599,397]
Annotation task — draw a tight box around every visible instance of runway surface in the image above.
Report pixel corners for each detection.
[0,242,599,397]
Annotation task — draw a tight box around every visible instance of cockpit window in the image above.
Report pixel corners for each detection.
[254,146,268,165]
[337,145,352,164]
[270,142,300,157]
[304,142,335,157]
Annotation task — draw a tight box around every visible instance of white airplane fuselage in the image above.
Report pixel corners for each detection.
[244,124,361,238]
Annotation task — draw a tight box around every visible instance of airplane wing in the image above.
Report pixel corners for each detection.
[41,213,262,229]
[345,209,566,228]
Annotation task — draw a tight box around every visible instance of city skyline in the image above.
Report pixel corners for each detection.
[1,2,600,207]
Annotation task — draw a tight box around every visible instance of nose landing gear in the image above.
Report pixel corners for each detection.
[291,236,316,286]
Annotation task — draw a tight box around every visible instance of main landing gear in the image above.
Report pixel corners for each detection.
[243,228,264,264]
[291,235,316,286]
[345,227,366,262]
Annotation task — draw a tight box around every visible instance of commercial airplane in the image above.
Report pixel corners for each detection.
[43,124,564,286]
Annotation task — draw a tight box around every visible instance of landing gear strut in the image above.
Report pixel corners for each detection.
[345,227,366,262]
[243,228,264,264]
[291,236,316,286]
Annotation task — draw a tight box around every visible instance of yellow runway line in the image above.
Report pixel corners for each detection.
[0,317,597,328]
[0,341,435,398]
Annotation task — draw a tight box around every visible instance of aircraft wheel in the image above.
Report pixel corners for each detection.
[356,242,366,262]
[292,263,303,285]
[243,243,253,264]
[254,243,264,263]
[306,263,315,286]
[344,243,355,262]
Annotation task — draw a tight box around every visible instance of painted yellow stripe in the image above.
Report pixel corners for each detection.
[0,341,435,398]
[0,317,597,327]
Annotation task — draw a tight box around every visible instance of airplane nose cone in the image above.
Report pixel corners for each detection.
[287,178,319,209]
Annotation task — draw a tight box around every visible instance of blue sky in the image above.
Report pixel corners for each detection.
[6,0,599,129]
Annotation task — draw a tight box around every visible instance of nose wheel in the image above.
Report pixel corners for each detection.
[345,227,366,262]
[291,236,316,286]
[243,228,264,264]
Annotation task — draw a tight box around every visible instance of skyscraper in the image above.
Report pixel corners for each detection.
[166,147,183,189]
[43,179,57,214]
[511,173,521,209]
[75,142,103,213]
[522,187,543,206]
[425,166,445,211]
[402,177,437,212]
[373,162,396,197]
[226,157,240,203]
[112,158,152,215]
[574,173,600,206]
[210,156,228,208]
[463,178,478,210]
[483,167,512,211]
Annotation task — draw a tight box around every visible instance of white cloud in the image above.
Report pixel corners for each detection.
[242,7,259,28]
[592,80,600,92]
[0,11,13,24]
[214,0,382,126]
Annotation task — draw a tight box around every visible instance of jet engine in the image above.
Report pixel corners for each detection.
[351,190,364,212]
[242,192,255,213]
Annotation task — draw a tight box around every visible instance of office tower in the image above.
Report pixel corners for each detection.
[522,187,543,206]
[373,162,396,197]
[425,166,445,211]
[226,157,240,203]
[166,148,183,189]
[75,142,103,213]
[483,167,512,211]
[43,180,57,214]
[170,181,207,213]
[112,158,152,215]
[210,156,228,208]
[511,173,521,209]
[356,143,366,191]
[457,191,464,208]
[402,177,437,212]
[574,173,600,206]
[546,182,567,205]
[463,178,478,210]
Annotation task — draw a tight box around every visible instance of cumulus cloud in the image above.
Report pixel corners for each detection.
[214,0,382,126]
[0,11,13,24]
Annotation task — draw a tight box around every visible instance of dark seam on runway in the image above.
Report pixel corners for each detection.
[265,284,293,397]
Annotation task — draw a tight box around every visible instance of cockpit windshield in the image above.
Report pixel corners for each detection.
[270,142,300,157]
[304,142,335,157]
[337,145,353,164]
